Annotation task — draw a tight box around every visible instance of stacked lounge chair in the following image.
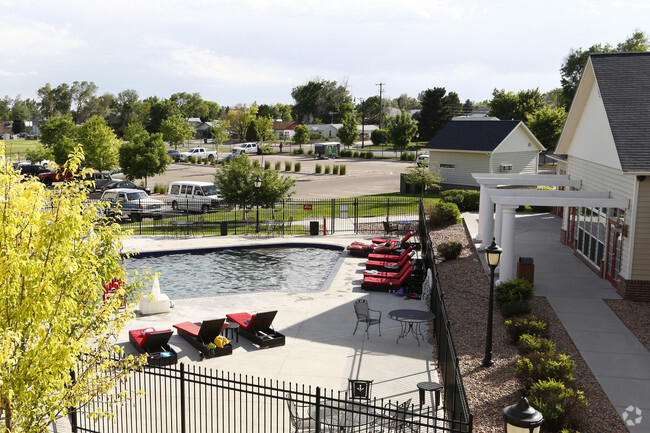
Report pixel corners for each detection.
[365,246,414,271]
[226,311,285,348]
[362,261,414,292]
[129,328,178,366]
[173,318,232,359]
[346,232,416,258]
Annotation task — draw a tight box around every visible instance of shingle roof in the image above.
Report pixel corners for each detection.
[591,52,650,172]
[424,120,521,151]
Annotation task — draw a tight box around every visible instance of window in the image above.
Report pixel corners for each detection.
[440,163,455,169]
[500,164,513,172]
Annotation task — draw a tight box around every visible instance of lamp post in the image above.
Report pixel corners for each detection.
[254,175,262,233]
[482,237,502,367]
[503,396,543,432]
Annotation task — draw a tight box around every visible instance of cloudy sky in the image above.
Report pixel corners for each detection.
[2,0,648,107]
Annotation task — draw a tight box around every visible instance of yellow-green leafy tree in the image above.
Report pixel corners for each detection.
[0,144,147,432]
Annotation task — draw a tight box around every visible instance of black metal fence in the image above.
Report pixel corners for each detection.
[96,197,420,236]
[418,204,473,431]
[71,361,471,433]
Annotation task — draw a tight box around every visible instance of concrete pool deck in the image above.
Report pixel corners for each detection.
[116,233,439,405]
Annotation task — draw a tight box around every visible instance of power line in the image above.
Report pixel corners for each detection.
[375,83,385,129]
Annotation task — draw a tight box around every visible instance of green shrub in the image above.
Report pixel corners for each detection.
[528,379,588,432]
[264,161,271,170]
[204,158,209,165]
[315,164,322,174]
[324,165,331,174]
[252,160,261,168]
[440,189,481,212]
[515,352,577,387]
[307,149,314,156]
[294,162,301,172]
[339,165,346,175]
[504,315,548,343]
[211,159,216,166]
[365,151,374,159]
[153,183,166,194]
[340,149,353,157]
[285,161,292,171]
[496,278,535,317]
[274,161,281,171]
[405,152,416,161]
[309,132,322,140]
[353,151,360,158]
[436,241,463,261]
[332,165,339,175]
[293,147,305,155]
[400,152,408,161]
[187,156,195,164]
[429,202,461,227]
[518,333,556,355]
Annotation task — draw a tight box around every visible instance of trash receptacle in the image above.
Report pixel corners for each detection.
[309,221,319,236]
[517,257,534,285]
[220,221,228,236]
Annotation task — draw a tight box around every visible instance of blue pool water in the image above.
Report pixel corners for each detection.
[123,246,342,299]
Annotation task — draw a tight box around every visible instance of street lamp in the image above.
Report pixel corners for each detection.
[482,237,502,367]
[503,396,543,432]
[254,175,262,233]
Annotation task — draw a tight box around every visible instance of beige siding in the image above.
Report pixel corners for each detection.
[568,156,635,278]
[495,126,541,153]
[631,179,650,280]
[429,151,489,186]
[491,151,538,174]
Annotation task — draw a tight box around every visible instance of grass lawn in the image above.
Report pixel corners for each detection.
[1,140,42,160]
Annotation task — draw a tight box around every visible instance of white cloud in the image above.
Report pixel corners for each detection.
[4,21,84,61]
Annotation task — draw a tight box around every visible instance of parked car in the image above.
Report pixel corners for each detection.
[37,166,77,186]
[178,147,218,162]
[100,188,165,222]
[167,181,222,213]
[83,172,115,191]
[102,180,150,194]
[167,149,182,162]
[217,152,241,164]
[18,164,50,177]
[232,142,261,155]
[416,154,429,167]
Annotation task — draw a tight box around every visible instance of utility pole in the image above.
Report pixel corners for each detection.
[375,82,385,129]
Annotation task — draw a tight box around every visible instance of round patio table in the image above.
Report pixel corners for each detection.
[310,401,376,432]
[388,309,435,346]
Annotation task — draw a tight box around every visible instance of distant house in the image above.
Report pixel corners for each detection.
[273,121,300,140]
[357,124,378,139]
[424,119,545,187]
[308,124,341,139]
[452,107,496,121]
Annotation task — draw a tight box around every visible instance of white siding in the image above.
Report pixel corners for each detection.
[491,152,538,175]
[568,156,634,278]
[631,179,650,280]
[495,126,540,153]
[429,151,489,186]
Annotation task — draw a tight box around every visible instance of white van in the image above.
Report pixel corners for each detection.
[167,181,222,213]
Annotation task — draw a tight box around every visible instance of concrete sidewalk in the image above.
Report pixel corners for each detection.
[463,212,650,433]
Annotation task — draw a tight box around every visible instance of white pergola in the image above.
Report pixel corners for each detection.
[472,174,629,282]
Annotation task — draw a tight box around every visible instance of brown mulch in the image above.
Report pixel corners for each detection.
[430,222,627,433]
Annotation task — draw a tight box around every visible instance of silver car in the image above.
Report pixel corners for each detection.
[100,188,165,222]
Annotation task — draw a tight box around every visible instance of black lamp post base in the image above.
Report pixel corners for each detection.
[482,357,493,368]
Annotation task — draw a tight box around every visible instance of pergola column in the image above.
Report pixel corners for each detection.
[477,185,494,249]
[498,206,518,283]
[494,204,504,245]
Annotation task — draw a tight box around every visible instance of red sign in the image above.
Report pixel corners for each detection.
[303,204,313,211]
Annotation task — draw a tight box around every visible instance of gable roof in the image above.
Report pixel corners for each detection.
[273,121,300,130]
[424,120,523,152]
[591,52,650,172]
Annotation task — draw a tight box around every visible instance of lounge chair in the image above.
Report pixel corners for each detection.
[362,263,414,292]
[365,252,412,271]
[173,318,232,359]
[371,231,414,248]
[346,241,395,257]
[367,245,413,262]
[226,311,285,348]
[128,328,178,366]
[364,261,413,278]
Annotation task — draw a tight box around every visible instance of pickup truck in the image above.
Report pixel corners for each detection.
[38,167,76,186]
[179,147,218,162]
[232,142,261,155]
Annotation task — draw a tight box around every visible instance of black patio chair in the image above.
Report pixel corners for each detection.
[348,378,373,401]
[383,220,399,237]
[379,398,416,432]
[353,299,382,339]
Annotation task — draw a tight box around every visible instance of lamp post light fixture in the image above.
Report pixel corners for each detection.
[254,175,262,233]
[482,237,502,367]
[503,396,543,433]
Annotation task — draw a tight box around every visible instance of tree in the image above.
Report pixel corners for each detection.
[0,146,147,432]
[357,96,383,125]
[71,80,98,124]
[214,155,295,208]
[112,89,140,137]
[417,88,462,141]
[0,96,12,121]
[11,119,25,134]
[337,112,358,147]
[77,116,120,171]
[147,98,181,134]
[160,114,194,149]
[292,124,310,146]
[291,79,353,123]
[253,116,274,143]
[403,165,443,199]
[488,88,545,122]
[40,114,77,165]
[25,145,52,164]
[526,105,568,154]
[371,129,389,145]
[560,30,649,109]
[119,129,169,186]
[391,94,420,111]
[225,105,258,142]
[209,120,230,150]
[387,111,418,151]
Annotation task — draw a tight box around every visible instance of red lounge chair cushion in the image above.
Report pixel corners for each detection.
[129,328,172,348]
[173,321,200,337]
[226,312,254,331]
[367,246,413,262]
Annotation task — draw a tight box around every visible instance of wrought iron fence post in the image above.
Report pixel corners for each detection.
[315,386,321,433]
[331,199,336,235]
[69,369,78,433]
[354,198,359,234]
[387,197,391,222]
[180,363,186,433]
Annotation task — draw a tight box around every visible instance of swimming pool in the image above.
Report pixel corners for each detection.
[123,245,343,300]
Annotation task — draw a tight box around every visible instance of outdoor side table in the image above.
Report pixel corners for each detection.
[416,381,442,408]
[388,309,435,346]
[224,322,239,343]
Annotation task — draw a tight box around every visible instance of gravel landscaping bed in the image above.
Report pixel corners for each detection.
[604,299,650,352]
[430,222,627,432]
